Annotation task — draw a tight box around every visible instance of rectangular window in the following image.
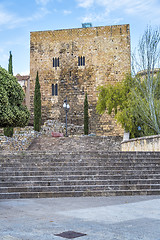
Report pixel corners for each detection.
[78,56,85,66]
[52,84,54,96]
[83,56,85,66]
[55,84,58,96]
[53,57,60,68]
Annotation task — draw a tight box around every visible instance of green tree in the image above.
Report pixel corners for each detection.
[97,26,160,138]
[132,26,160,135]
[0,67,30,127]
[84,92,89,135]
[34,71,41,132]
[4,51,14,137]
[8,51,13,75]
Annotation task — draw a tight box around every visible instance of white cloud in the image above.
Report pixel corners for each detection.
[77,0,94,8]
[35,0,52,5]
[0,5,15,26]
[76,0,160,25]
[63,10,72,15]
[0,4,50,30]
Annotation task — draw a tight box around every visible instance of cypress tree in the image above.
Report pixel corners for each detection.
[34,71,41,132]
[84,92,89,135]
[8,51,13,75]
[4,51,14,137]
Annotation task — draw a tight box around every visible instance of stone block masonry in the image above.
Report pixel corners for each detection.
[30,24,131,136]
[121,134,160,151]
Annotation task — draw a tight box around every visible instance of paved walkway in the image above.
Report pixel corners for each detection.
[0,195,160,240]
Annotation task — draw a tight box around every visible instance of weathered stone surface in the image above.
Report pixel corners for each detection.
[30,24,131,136]
[0,126,41,152]
[0,151,160,199]
[121,134,160,151]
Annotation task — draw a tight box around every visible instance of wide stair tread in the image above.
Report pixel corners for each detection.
[0,151,160,198]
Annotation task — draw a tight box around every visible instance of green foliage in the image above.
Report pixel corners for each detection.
[84,92,89,135]
[4,51,14,136]
[34,71,41,132]
[0,67,30,127]
[96,74,160,138]
[8,51,13,75]
[4,127,14,137]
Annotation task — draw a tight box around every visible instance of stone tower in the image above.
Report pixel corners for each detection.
[30,24,131,136]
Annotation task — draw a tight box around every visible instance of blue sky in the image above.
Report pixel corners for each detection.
[0,0,160,75]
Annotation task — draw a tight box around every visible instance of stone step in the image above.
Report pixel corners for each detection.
[1,179,160,187]
[1,165,160,172]
[1,174,160,182]
[0,169,160,177]
[1,189,160,199]
[0,150,160,199]
[1,184,160,194]
[1,160,160,166]
[1,152,160,159]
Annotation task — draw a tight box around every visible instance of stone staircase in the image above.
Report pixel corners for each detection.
[0,151,160,199]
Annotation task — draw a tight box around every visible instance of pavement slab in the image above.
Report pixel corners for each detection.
[0,195,160,240]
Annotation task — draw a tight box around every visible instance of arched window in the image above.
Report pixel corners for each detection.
[78,56,80,66]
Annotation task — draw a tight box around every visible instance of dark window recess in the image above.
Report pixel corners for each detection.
[55,58,57,67]
[53,57,59,68]
[55,84,58,96]
[81,56,83,66]
[83,56,85,66]
[52,84,58,96]
[78,56,85,66]
[52,84,54,96]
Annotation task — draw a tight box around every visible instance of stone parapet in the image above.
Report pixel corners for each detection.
[121,135,160,151]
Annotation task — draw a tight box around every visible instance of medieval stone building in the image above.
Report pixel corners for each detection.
[30,24,131,136]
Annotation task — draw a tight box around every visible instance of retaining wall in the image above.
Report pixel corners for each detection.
[121,135,160,151]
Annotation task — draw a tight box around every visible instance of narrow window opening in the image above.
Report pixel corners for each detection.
[83,56,85,66]
[81,56,83,66]
[78,56,85,66]
[55,58,57,68]
[53,57,59,68]
[52,84,55,96]
[55,84,58,96]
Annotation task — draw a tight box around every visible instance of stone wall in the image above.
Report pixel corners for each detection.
[30,24,131,136]
[121,135,160,151]
[41,120,83,136]
[0,127,41,152]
